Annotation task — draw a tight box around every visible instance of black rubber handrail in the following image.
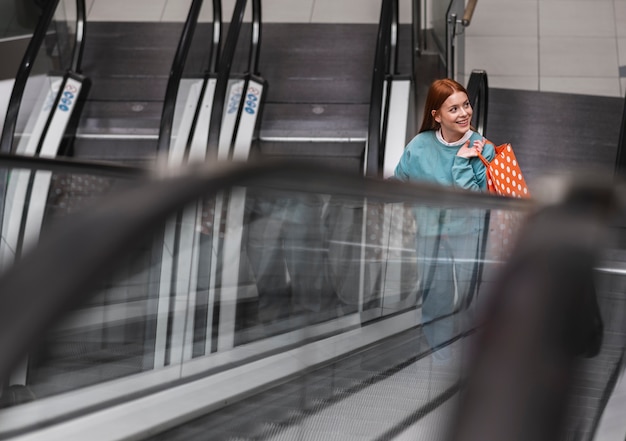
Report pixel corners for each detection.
[0,152,146,179]
[247,0,262,77]
[156,0,218,154]
[614,89,626,177]
[451,180,614,441]
[466,69,489,137]
[206,0,262,157]
[71,0,87,74]
[0,0,61,154]
[210,0,223,74]
[366,0,397,178]
[465,69,490,314]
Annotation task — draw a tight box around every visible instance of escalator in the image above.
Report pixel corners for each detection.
[0,153,622,440]
[254,0,417,179]
[0,0,91,290]
[2,2,624,440]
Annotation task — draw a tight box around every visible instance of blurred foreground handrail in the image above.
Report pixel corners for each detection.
[614,88,626,177]
[0,156,538,385]
[451,177,619,441]
[466,69,489,137]
[0,152,146,178]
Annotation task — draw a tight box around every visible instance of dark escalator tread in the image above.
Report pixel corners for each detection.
[258,141,364,158]
[74,99,161,160]
[259,23,413,105]
[259,24,377,104]
[486,88,622,184]
[259,103,369,139]
[72,138,157,162]
[78,100,163,134]
[84,78,169,102]
[80,22,181,78]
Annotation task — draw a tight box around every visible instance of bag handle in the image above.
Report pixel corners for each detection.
[477,152,490,168]
[476,137,495,168]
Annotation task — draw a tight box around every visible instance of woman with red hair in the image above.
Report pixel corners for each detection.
[395,78,494,188]
[394,78,495,363]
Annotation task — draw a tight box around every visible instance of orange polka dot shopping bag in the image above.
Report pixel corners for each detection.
[478,143,531,199]
[478,142,531,260]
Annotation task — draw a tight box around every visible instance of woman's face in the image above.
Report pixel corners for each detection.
[432,91,472,142]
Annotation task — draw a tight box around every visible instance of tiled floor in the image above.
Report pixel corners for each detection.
[464,0,626,97]
[2,0,625,98]
[76,0,626,98]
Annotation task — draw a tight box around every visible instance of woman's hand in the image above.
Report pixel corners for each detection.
[456,138,485,158]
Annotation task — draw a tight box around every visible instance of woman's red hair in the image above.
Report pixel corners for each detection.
[419,78,470,133]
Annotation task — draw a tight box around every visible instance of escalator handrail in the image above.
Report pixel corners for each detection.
[156,0,217,154]
[206,0,261,156]
[0,0,62,154]
[614,88,626,177]
[0,155,535,386]
[465,69,490,312]
[248,0,262,76]
[466,69,489,137]
[365,0,397,178]
[70,0,87,74]
[210,0,223,74]
[0,152,146,178]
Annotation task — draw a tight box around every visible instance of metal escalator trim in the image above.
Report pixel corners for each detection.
[365,0,394,178]
[231,75,265,161]
[383,78,411,179]
[36,73,88,158]
[154,76,218,367]
[217,77,247,159]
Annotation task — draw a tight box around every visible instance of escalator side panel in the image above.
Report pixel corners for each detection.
[383,79,411,179]
[232,78,264,161]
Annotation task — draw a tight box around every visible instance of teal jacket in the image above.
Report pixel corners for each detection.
[394,130,495,190]
[394,130,495,236]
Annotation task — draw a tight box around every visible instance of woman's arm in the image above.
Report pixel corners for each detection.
[451,139,495,191]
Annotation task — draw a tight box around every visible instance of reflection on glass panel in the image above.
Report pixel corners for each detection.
[430,0,452,53]
[2,0,40,39]
[26,244,161,398]
[50,0,78,71]
[430,0,465,76]
[0,169,531,417]
[0,165,138,405]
